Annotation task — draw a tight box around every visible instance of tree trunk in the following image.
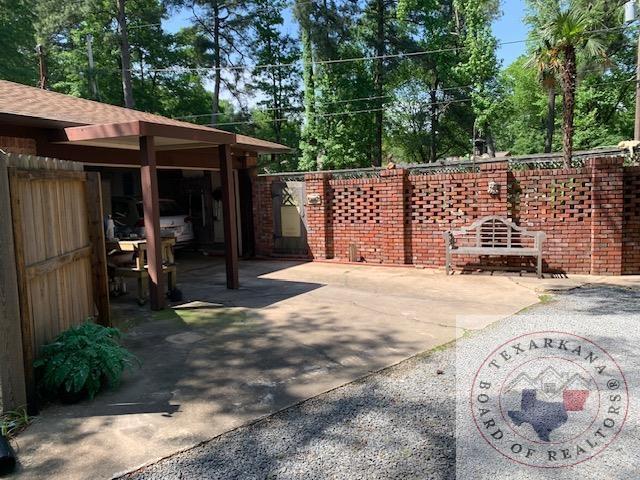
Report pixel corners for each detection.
[116,0,134,108]
[562,47,577,168]
[300,24,317,169]
[211,1,221,126]
[372,0,384,167]
[544,85,556,153]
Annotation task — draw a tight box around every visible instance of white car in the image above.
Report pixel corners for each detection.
[111,196,195,246]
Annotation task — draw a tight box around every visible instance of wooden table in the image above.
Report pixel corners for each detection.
[112,237,177,304]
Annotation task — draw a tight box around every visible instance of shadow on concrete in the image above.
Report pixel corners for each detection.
[16,259,429,479]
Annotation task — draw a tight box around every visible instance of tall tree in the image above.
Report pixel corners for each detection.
[453,0,500,156]
[294,0,319,170]
[175,0,251,125]
[250,0,301,144]
[0,0,37,85]
[528,45,560,153]
[538,4,605,166]
[116,0,135,108]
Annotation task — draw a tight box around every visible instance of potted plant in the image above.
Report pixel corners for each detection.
[34,322,138,403]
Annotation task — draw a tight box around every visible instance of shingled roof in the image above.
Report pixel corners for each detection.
[0,80,290,154]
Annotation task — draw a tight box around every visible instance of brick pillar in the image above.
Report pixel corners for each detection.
[590,156,624,275]
[477,161,510,217]
[252,176,275,256]
[305,172,332,259]
[379,168,407,265]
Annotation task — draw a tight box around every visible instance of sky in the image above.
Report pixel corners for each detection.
[163,0,530,67]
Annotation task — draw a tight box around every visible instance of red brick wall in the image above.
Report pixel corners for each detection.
[327,169,406,263]
[406,162,509,267]
[590,157,624,275]
[306,173,333,259]
[623,166,640,274]
[253,156,638,275]
[0,136,37,155]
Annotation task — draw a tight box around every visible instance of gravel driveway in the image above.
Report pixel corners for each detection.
[122,285,639,480]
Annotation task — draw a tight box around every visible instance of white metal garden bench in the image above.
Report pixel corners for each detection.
[443,216,546,278]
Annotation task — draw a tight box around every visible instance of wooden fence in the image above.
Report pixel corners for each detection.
[0,152,109,410]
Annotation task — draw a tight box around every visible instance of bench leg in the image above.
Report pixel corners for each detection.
[445,249,451,275]
[537,254,542,278]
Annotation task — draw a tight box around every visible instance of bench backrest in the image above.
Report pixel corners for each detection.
[445,216,545,250]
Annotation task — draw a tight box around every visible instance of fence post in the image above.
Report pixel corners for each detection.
[0,154,28,412]
[85,172,110,326]
[590,156,624,275]
[305,172,333,259]
[252,176,276,257]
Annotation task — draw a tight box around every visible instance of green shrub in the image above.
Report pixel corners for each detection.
[34,322,138,401]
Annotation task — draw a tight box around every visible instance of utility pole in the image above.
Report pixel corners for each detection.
[635,30,640,140]
[35,44,47,89]
[626,1,640,139]
[86,34,99,100]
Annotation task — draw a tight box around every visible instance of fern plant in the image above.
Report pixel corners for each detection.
[34,322,138,401]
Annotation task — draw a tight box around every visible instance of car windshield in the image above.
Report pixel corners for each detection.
[136,200,184,217]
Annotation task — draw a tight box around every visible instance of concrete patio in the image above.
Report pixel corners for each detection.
[14,257,577,479]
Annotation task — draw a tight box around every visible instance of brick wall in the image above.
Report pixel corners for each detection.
[253,156,638,275]
[510,167,593,273]
[623,166,640,274]
[0,136,37,155]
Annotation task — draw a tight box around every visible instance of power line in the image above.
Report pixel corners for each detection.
[205,74,638,128]
[210,97,473,127]
[124,24,634,74]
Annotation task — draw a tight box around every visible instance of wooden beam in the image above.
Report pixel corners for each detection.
[0,154,27,412]
[219,144,239,289]
[85,172,111,326]
[139,136,165,309]
[25,245,92,279]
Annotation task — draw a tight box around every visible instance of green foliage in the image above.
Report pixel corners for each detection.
[0,0,636,171]
[0,0,37,85]
[34,322,138,400]
[0,407,31,438]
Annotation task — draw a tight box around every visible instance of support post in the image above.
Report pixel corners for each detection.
[0,154,27,412]
[85,172,110,325]
[140,136,165,309]
[219,144,239,289]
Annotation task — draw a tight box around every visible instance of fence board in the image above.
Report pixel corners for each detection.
[0,155,27,412]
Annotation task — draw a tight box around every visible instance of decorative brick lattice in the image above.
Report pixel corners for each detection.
[331,181,382,225]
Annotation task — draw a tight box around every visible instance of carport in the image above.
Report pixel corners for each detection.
[0,79,290,311]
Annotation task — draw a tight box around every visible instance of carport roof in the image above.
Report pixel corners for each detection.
[0,80,290,154]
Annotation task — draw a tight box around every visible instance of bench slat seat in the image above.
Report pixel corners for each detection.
[443,216,546,277]
[452,247,540,256]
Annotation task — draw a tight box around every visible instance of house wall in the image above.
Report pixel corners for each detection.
[254,156,637,275]
[0,136,37,155]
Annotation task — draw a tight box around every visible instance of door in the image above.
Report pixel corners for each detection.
[272,181,308,255]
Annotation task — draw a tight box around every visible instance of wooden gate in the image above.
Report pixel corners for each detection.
[271,181,308,255]
[0,153,109,405]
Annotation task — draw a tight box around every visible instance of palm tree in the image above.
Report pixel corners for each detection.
[538,6,605,167]
[528,44,561,153]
